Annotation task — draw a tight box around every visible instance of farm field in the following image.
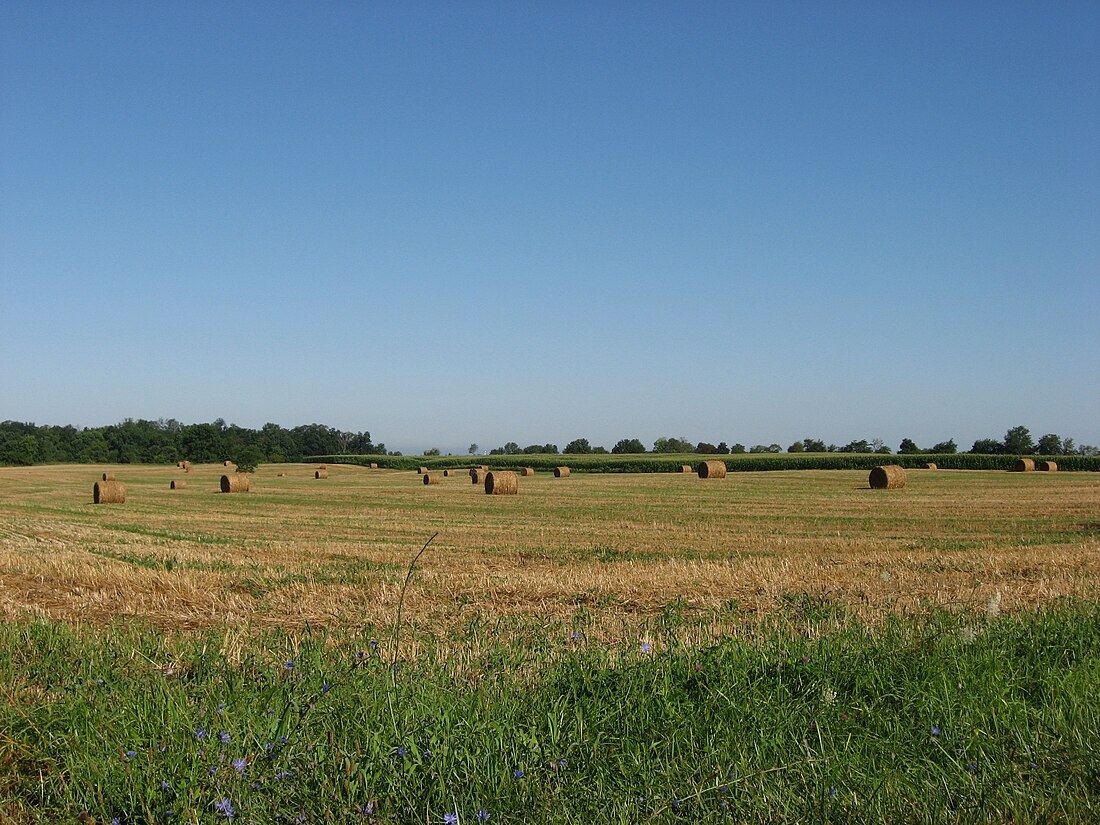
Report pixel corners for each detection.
[1,463,1098,823]
[0,462,1097,642]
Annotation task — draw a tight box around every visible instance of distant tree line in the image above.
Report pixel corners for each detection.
[478,426,1097,458]
[0,419,378,466]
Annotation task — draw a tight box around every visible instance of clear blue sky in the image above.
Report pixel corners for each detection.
[2,2,1098,454]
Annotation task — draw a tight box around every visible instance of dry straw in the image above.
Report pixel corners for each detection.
[220,473,251,493]
[554,466,571,478]
[680,465,693,473]
[1014,458,1036,472]
[423,472,442,486]
[223,460,234,467]
[315,470,329,479]
[443,469,451,477]
[369,463,379,469]
[869,465,907,489]
[277,472,287,477]
[418,466,428,475]
[922,463,938,470]
[1039,460,1058,472]
[470,469,487,484]
[101,472,116,481]
[485,470,519,495]
[521,467,536,476]
[177,461,192,470]
[93,480,125,504]
[697,461,727,479]
[170,480,186,489]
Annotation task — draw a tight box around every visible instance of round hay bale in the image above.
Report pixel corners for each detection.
[680,465,693,473]
[369,463,379,469]
[1038,460,1058,472]
[170,480,187,489]
[220,473,251,493]
[317,464,327,470]
[101,472,116,481]
[277,472,287,477]
[223,460,234,467]
[470,469,487,484]
[554,466,571,478]
[481,465,489,471]
[869,465,907,489]
[521,467,536,476]
[423,472,442,485]
[485,470,519,495]
[697,460,727,479]
[922,462,938,470]
[443,469,450,477]
[1014,458,1036,472]
[417,466,428,475]
[93,480,125,504]
[315,470,329,479]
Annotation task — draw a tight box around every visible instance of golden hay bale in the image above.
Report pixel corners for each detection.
[481,465,489,471]
[1014,458,1036,472]
[170,480,186,489]
[485,470,519,495]
[869,465,907,489]
[93,480,125,504]
[317,464,327,469]
[220,473,251,493]
[369,463,379,469]
[101,472,116,481]
[554,466,571,478]
[1038,460,1058,472]
[521,467,536,476]
[922,463,938,470]
[680,465,693,473]
[443,469,451,477]
[697,460,727,479]
[315,470,329,479]
[418,466,428,474]
[423,472,442,485]
[224,460,234,467]
[277,472,287,477]
[470,469,487,484]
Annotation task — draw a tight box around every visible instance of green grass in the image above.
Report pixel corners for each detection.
[2,602,1098,823]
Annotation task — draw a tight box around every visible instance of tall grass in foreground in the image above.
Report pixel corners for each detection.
[1,603,1098,823]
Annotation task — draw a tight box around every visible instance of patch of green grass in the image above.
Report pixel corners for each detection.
[1,603,1097,823]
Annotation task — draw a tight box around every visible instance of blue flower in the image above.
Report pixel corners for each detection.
[322,684,331,693]
[513,768,524,778]
[219,731,231,744]
[931,726,942,737]
[275,770,295,780]
[357,802,375,815]
[828,787,838,798]
[217,703,226,715]
[284,660,295,670]
[195,728,207,740]
[161,780,171,790]
[125,750,137,759]
[672,799,681,810]
[967,762,977,772]
[640,642,651,653]
[424,749,432,758]
[214,797,236,819]
[232,757,247,774]
[477,809,490,821]
[396,746,407,758]
[369,639,378,649]
[443,814,458,825]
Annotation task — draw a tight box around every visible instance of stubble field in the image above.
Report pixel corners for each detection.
[1,462,1096,643]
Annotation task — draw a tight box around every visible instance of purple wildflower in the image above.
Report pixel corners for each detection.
[219,731,231,744]
[443,814,458,825]
[477,809,490,821]
[512,768,524,778]
[195,728,207,740]
[284,660,294,670]
[125,750,137,759]
[640,642,651,653]
[232,757,247,774]
[214,797,236,819]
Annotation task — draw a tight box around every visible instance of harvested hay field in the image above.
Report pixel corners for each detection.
[0,463,1097,645]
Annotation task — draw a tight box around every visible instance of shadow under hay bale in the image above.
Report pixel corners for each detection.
[94,480,125,504]
[423,472,441,485]
[869,465,906,489]
[485,470,518,495]
[1014,458,1036,472]
[697,460,727,479]
[554,466,571,478]
[220,474,250,493]
[1039,460,1058,472]
[170,480,186,489]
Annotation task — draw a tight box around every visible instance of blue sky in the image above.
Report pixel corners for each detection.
[2,1,1098,454]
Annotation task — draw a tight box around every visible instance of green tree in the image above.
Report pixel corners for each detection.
[802,438,826,452]
[468,443,479,455]
[970,438,1002,454]
[898,438,920,454]
[1037,434,1063,455]
[787,441,805,453]
[563,438,592,454]
[611,438,646,454]
[1003,425,1035,455]
[234,445,265,473]
[423,448,441,456]
[730,443,746,454]
[931,439,957,454]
